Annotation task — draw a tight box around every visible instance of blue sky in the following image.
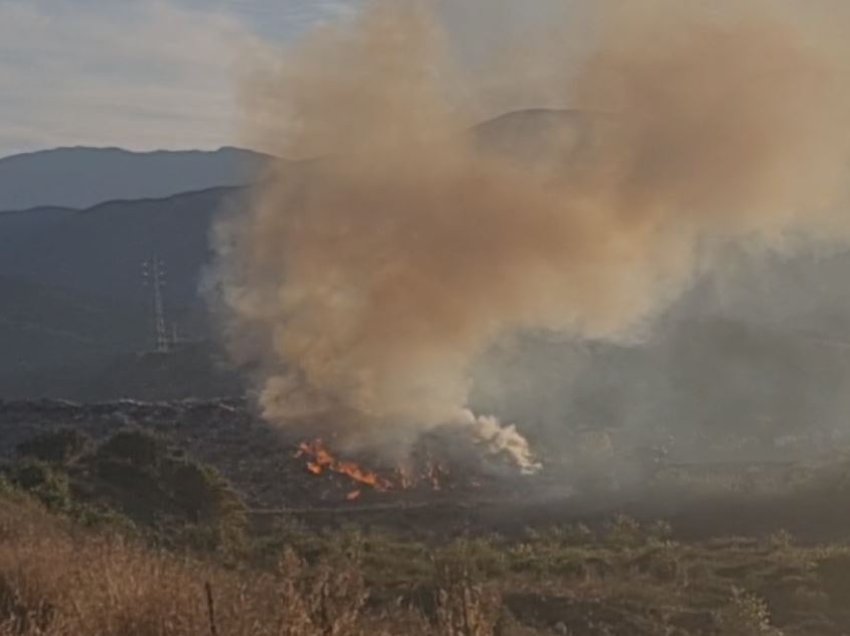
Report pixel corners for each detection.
[0,0,587,158]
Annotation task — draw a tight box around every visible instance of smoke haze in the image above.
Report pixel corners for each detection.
[215,1,850,465]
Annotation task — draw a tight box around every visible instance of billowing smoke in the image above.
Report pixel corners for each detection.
[214,1,850,468]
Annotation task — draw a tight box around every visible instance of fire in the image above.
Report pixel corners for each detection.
[295,438,479,497]
[296,439,392,492]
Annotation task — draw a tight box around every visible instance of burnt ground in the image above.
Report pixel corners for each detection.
[2,398,850,544]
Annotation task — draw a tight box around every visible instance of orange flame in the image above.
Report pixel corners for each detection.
[296,439,392,492]
[295,438,473,495]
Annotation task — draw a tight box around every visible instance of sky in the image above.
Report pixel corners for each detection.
[0,0,590,158]
[1,1,845,159]
[0,0,365,157]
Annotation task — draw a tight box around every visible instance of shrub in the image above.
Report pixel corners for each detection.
[163,460,248,554]
[717,587,783,635]
[10,460,71,511]
[97,429,165,468]
[646,520,673,543]
[165,461,244,524]
[432,545,502,636]
[95,457,161,495]
[275,546,369,636]
[16,429,89,464]
[605,514,645,548]
[767,529,794,552]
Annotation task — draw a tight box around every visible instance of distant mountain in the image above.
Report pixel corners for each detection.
[0,269,242,401]
[0,146,271,211]
[0,274,148,372]
[0,274,146,399]
[0,186,241,399]
[471,108,600,165]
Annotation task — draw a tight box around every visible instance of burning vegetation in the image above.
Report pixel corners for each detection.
[296,439,392,498]
[294,433,518,503]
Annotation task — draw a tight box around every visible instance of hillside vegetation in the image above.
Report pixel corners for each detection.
[5,427,850,634]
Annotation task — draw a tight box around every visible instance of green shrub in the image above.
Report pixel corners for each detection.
[17,428,90,464]
[72,503,135,532]
[11,459,71,511]
[97,429,165,468]
[159,460,247,554]
[165,461,244,524]
[96,457,160,494]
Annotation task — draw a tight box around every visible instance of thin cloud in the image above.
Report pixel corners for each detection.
[0,1,273,156]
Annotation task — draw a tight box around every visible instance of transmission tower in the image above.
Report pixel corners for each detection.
[142,255,170,353]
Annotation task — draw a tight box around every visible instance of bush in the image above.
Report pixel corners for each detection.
[17,429,90,464]
[165,461,244,524]
[95,456,161,495]
[717,587,782,635]
[767,529,794,551]
[436,538,507,579]
[432,543,503,636]
[162,460,247,554]
[71,503,136,535]
[97,429,165,468]
[10,460,72,511]
[605,514,645,548]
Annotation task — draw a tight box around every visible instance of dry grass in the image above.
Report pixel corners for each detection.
[0,491,517,635]
[0,489,820,635]
[0,493,443,636]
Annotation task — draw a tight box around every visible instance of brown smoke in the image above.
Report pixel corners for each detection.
[215,1,850,461]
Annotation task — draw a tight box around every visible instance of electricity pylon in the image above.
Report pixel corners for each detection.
[142,255,170,353]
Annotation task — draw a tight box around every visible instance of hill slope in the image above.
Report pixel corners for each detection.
[0,186,245,304]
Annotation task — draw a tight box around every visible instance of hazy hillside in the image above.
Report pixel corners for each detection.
[0,186,243,304]
[0,146,270,211]
[0,275,148,370]
[0,187,246,399]
[472,108,593,162]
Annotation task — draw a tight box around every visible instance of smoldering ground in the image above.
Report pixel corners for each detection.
[212,1,850,471]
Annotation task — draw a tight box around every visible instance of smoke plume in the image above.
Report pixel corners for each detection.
[215,1,850,467]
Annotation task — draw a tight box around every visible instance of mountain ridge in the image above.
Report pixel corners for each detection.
[0,145,272,211]
[0,144,270,165]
